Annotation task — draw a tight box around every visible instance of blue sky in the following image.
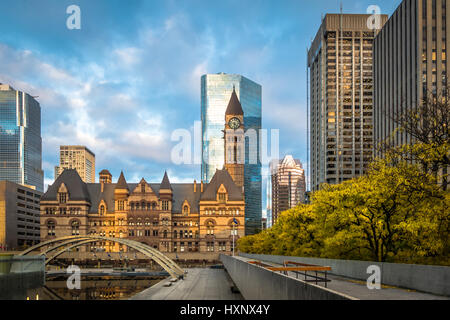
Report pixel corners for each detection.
[0,0,402,212]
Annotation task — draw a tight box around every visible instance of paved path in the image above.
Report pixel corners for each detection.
[130,268,243,300]
[237,256,449,300]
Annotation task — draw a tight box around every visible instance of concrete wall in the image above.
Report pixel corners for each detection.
[239,253,450,297]
[220,254,355,300]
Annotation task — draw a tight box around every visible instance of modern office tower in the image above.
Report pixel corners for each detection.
[308,14,388,191]
[269,156,306,225]
[0,84,44,192]
[201,73,262,235]
[0,180,42,250]
[55,146,96,183]
[374,0,449,153]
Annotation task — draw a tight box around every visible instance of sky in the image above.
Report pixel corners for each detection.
[0,0,403,214]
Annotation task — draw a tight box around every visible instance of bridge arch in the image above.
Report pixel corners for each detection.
[19,236,184,279]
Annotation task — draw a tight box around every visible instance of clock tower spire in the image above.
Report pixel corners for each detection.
[224,87,245,189]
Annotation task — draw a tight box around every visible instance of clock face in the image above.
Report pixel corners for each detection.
[228,117,241,129]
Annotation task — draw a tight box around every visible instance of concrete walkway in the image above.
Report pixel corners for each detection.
[130,268,243,300]
[238,256,449,300]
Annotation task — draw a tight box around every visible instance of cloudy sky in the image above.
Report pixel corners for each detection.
[0,0,402,212]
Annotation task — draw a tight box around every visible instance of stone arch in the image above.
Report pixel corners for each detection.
[204,218,216,226]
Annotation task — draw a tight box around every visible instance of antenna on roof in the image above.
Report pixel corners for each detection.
[340,1,343,14]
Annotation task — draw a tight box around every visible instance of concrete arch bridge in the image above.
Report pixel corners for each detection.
[18,236,185,279]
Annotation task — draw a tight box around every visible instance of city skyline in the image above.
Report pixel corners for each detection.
[0,0,403,198]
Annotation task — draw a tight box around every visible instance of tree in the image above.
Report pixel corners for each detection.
[382,87,450,189]
[238,157,450,265]
[313,159,448,263]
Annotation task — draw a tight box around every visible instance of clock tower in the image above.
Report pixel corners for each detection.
[224,87,245,189]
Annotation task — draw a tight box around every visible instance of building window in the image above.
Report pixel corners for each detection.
[59,193,67,204]
[118,201,124,211]
[207,222,214,235]
[162,200,169,211]
[218,242,226,252]
[71,220,80,236]
[218,193,226,202]
[99,205,105,215]
[47,221,55,236]
[141,184,145,193]
[183,205,189,214]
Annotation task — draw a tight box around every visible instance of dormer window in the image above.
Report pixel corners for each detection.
[141,184,145,193]
[58,183,68,204]
[218,193,226,202]
[183,205,189,214]
[100,205,105,215]
[59,193,67,204]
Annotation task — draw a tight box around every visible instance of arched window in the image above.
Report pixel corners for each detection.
[207,221,215,235]
[130,203,135,211]
[163,230,167,238]
[100,205,105,215]
[71,220,80,236]
[174,230,178,238]
[183,205,189,214]
[47,220,55,236]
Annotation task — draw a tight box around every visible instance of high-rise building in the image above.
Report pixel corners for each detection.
[0,84,43,192]
[308,14,388,191]
[201,73,262,235]
[374,0,449,152]
[269,155,306,225]
[55,146,96,183]
[0,180,42,250]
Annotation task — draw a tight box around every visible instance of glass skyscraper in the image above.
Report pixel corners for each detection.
[0,84,43,192]
[201,73,262,235]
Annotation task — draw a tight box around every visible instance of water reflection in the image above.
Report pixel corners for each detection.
[26,278,162,300]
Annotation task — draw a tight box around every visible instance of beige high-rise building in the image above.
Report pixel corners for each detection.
[54,146,95,183]
[308,14,388,191]
[374,0,449,152]
[270,156,306,225]
[0,180,42,250]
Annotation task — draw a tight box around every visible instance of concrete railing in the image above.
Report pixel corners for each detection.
[220,254,355,300]
[0,255,45,300]
[239,253,450,297]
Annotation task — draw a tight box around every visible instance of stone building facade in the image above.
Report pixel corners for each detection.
[40,169,245,256]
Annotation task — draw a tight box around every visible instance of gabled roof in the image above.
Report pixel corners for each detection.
[160,171,172,190]
[42,169,91,202]
[200,169,244,201]
[225,88,244,116]
[115,171,129,190]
